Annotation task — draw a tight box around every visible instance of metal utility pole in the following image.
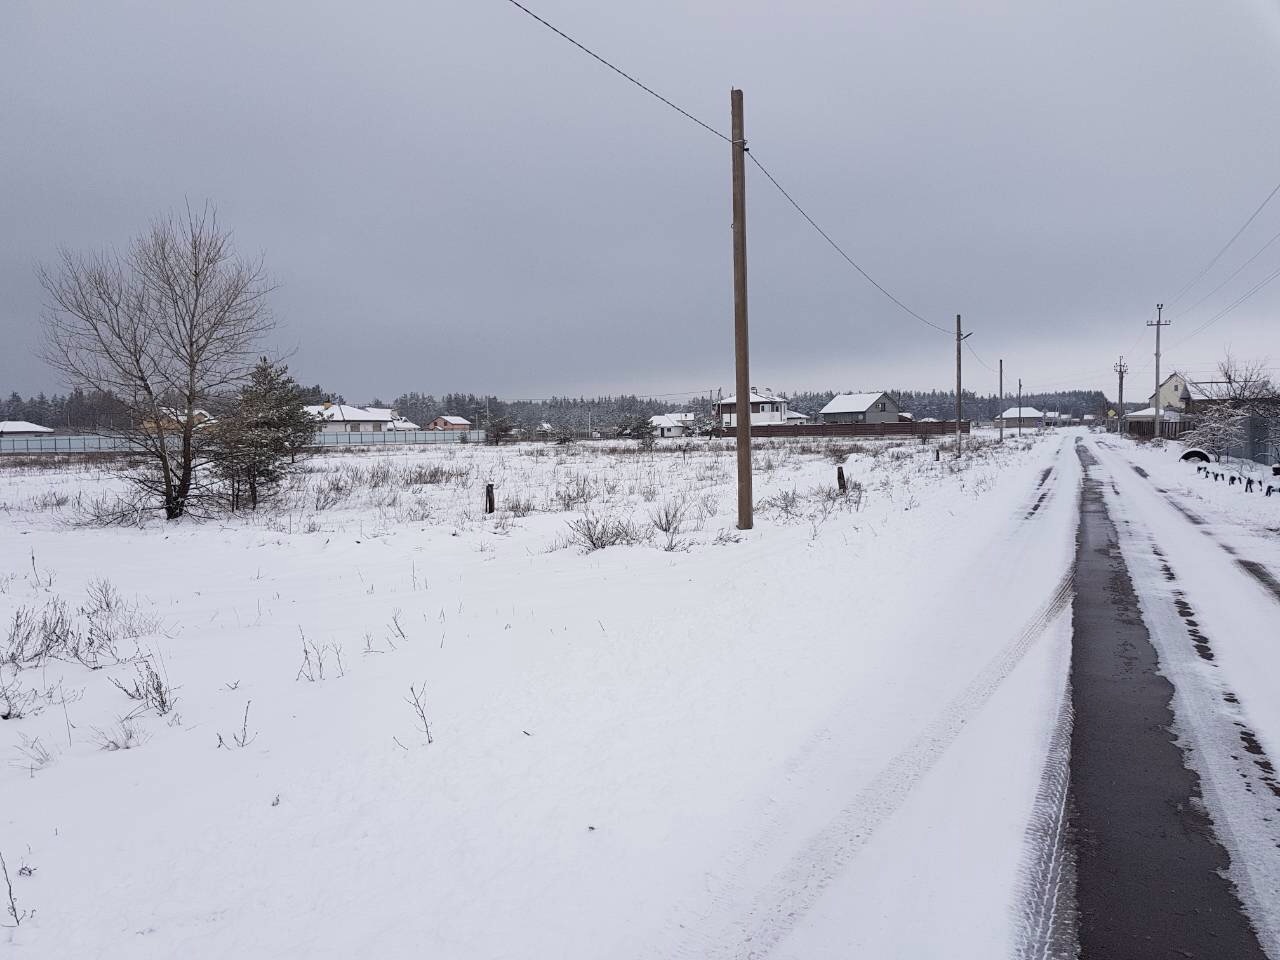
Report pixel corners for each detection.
[1017,378,1023,437]
[998,358,1004,443]
[730,88,753,530]
[1113,356,1128,435]
[954,314,972,457]
[1148,302,1169,437]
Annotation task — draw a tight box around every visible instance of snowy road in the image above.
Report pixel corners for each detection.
[1078,435,1280,958]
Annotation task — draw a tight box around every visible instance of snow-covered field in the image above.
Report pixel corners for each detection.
[0,431,1198,957]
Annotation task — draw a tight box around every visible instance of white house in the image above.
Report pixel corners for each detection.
[649,414,686,438]
[304,403,396,433]
[1149,372,1190,413]
[0,420,54,437]
[998,406,1044,429]
[819,392,900,425]
[714,390,789,428]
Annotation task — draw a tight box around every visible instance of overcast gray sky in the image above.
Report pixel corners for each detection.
[4,0,1280,404]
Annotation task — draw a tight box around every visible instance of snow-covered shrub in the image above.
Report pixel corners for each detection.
[565,511,650,552]
[92,715,148,751]
[108,659,177,717]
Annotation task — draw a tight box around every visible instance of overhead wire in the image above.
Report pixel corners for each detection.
[744,152,951,335]
[501,0,951,339]
[1172,224,1280,320]
[1166,178,1280,307]
[1173,260,1280,347]
[502,0,730,143]
[964,341,996,374]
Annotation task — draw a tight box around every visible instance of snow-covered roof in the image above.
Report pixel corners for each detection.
[668,412,698,423]
[437,415,471,426]
[718,391,785,406]
[304,404,393,423]
[819,393,888,415]
[158,407,214,422]
[1125,407,1184,421]
[785,410,810,421]
[1043,411,1063,420]
[0,420,53,435]
[649,414,682,429]
[389,417,421,430]
[1000,407,1042,419]
[919,417,940,423]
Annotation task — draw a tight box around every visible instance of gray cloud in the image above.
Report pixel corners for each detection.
[4,0,1280,404]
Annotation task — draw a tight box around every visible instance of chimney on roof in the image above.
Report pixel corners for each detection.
[322,401,332,409]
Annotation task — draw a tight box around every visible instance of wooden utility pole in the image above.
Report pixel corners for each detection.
[1148,303,1169,438]
[954,314,971,457]
[1017,378,1023,437]
[730,88,753,529]
[1114,356,1128,435]
[998,358,1004,443]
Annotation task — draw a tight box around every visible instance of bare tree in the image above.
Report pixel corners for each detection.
[39,205,276,518]
[1191,355,1278,412]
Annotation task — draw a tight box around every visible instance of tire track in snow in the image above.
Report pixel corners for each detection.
[1111,452,1280,606]
[1012,680,1077,960]
[675,570,1074,960]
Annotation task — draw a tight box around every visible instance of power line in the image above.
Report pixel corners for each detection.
[1173,224,1280,320]
[502,0,729,143]
[1167,178,1280,307]
[746,152,950,335]
[500,0,948,339]
[965,341,996,373]
[1173,260,1280,347]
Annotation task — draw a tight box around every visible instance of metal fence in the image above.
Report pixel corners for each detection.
[0,429,488,455]
[306,430,488,447]
[0,434,131,454]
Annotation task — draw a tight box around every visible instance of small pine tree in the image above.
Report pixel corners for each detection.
[215,359,317,510]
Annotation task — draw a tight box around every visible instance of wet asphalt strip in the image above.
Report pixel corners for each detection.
[1068,444,1268,959]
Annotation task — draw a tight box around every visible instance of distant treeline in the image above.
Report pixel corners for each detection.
[3,385,1133,433]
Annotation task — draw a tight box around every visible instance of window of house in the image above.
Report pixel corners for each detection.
[349,422,360,432]
[878,402,886,412]
[373,422,382,432]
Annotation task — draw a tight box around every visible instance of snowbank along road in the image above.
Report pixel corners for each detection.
[1,431,1279,958]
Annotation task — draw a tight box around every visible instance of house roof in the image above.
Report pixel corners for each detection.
[1125,407,1184,421]
[650,415,682,429]
[158,406,214,421]
[389,417,421,430]
[304,404,394,422]
[819,393,889,415]
[785,410,810,420]
[1000,407,1043,419]
[0,420,53,435]
[433,415,470,425]
[718,391,785,406]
